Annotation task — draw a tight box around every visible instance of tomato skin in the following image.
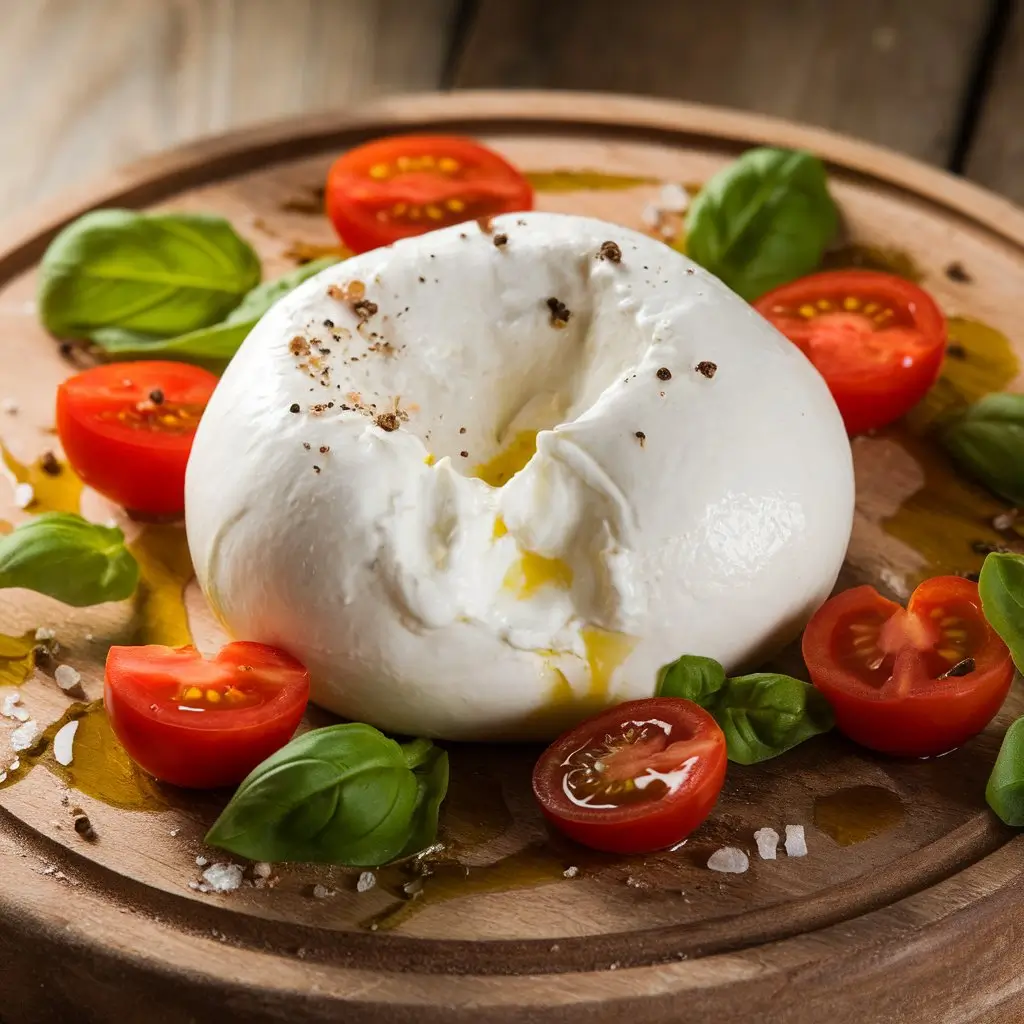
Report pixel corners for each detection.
[802,577,1013,757]
[325,135,533,253]
[105,642,309,789]
[57,361,218,515]
[532,698,727,854]
[755,270,946,436]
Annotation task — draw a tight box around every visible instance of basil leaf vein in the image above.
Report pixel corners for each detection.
[986,717,1024,826]
[0,512,139,607]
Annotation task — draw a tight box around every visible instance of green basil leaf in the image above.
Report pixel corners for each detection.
[89,257,340,367]
[205,723,449,866]
[711,672,834,765]
[942,394,1024,506]
[0,512,139,607]
[397,740,450,860]
[656,654,727,706]
[979,551,1024,672]
[684,147,838,300]
[986,717,1024,826]
[39,209,261,339]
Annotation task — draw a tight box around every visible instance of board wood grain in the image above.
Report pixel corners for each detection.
[2,92,1024,1024]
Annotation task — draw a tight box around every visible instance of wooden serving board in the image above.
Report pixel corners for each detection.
[2,92,1024,1024]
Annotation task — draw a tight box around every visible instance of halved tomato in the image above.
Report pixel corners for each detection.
[802,576,1013,757]
[325,135,533,253]
[754,270,946,435]
[532,697,727,854]
[105,642,309,788]
[56,361,218,515]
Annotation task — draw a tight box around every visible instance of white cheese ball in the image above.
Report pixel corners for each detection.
[185,213,854,741]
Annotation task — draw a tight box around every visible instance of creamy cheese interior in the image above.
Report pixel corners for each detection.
[185,213,855,740]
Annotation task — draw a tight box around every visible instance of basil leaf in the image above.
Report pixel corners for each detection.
[712,672,834,765]
[942,394,1024,506]
[39,209,261,339]
[987,717,1024,826]
[656,654,727,705]
[0,512,139,606]
[978,551,1024,672]
[684,147,838,300]
[205,723,449,866]
[90,257,339,367]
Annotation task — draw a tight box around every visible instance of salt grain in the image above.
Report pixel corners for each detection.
[34,627,56,642]
[312,883,334,899]
[54,664,84,697]
[785,825,808,858]
[356,870,376,893]
[52,720,78,767]
[640,202,662,229]
[201,863,244,893]
[169,828,180,837]
[707,847,750,874]
[754,827,780,860]
[1,694,30,723]
[195,856,208,868]
[10,720,39,752]
[10,759,20,771]
[563,866,579,879]
[658,182,691,213]
[252,862,273,879]
[13,483,33,509]
[0,771,7,784]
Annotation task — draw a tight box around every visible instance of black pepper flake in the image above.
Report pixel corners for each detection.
[972,540,1011,555]
[290,403,301,413]
[352,299,378,322]
[634,431,646,448]
[459,426,466,434]
[656,367,672,381]
[945,261,972,283]
[323,318,335,329]
[598,240,622,263]
[313,465,321,474]
[149,388,165,405]
[303,442,311,450]
[946,343,967,360]
[460,450,469,458]
[39,450,61,476]
[685,268,695,275]
[73,814,96,841]
[696,361,717,378]
[319,445,330,454]
[419,276,425,282]
[546,297,571,327]
[59,341,75,358]
[376,412,400,432]
[493,233,508,248]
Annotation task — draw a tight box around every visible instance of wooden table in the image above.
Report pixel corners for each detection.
[1,0,1022,220]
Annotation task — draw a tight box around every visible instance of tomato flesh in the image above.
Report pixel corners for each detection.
[326,135,533,253]
[802,576,1013,757]
[56,361,218,515]
[105,642,309,788]
[533,698,727,854]
[754,270,947,435]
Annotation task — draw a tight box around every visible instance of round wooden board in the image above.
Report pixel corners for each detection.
[2,91,1024,1024]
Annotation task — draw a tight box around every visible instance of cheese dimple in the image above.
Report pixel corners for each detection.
[185,212,855,741]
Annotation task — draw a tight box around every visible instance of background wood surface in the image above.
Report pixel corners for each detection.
[0,0,1022,219]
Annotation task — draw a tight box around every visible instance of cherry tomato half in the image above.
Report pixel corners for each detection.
[754,270,946,436]
[325,135,533,253]
[105,642,309,788]
[532,698,727,854]
[56,361,218,515]
[802,576,1013,757]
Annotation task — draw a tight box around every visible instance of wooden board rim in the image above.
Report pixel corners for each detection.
[4,89,1024,1021]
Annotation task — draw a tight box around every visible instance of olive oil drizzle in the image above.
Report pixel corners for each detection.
[0,444,83,514]
[0,631,35,688]
[814,785,905,846]
[128,524,195,647]
[525,170,660,193]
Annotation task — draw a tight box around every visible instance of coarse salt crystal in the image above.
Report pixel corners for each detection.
[1,694,30,723]
[356,871,376,893]
[754,827,780,860]
[640,202,663,229]
[195,856,208,867]
[312,883,334,899]
[52,720,78,767]
[707,847,750,874]
[563,865,579,879]
[201,863,244,893]
[252,862,273,879]
[785,825,808,858]
[658,182,691,213]
[9,759,19,771]
[1,398,18,415]
[0,771,6,784]
[13,483,34,509]
[54,664,84,696]
[10,720,39,752]
[169,828,180,837]
[34,627,56,642]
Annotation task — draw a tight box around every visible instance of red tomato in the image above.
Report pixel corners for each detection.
[754,270,946,435]
[802,576,1013,757]
[325,135,533,253]
[105,642,309,788]
[532,698,727,854]
[56,361,218,515]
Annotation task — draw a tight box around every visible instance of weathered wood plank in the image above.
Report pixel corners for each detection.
[0,0,459,219]
[965,2,1024,206]
[453,0,992,166]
